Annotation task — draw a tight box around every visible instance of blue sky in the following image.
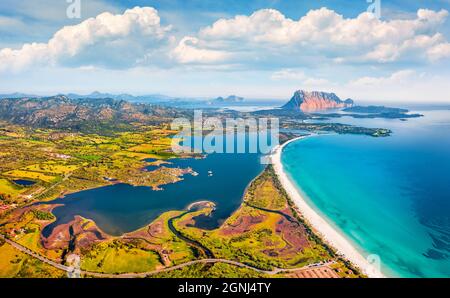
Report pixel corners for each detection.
[1,0,450,102]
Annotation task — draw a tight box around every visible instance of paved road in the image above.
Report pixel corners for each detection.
[0,233,332,278]
[1,233,70,272]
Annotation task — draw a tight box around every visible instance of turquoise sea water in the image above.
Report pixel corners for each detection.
[282,109,450,277]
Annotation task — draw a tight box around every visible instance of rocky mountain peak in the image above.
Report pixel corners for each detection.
[282,90,354,111]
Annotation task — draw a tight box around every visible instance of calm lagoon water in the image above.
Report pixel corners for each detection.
[42,134,267,237]
[13,179,36,186]
[282,109,450,277]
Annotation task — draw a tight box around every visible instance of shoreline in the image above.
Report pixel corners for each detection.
[271,136,385,278]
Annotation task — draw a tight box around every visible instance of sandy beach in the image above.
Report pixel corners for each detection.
[272,136,385,278]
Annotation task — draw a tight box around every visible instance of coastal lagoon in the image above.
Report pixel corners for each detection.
[39,107,450,277]
[282,109,450,277]
[42,135,267,237]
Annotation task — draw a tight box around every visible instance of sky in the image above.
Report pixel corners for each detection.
[1,0,450,103]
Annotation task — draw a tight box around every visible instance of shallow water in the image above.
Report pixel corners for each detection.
[282,110,450,277]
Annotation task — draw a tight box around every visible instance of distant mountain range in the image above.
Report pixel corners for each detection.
[0,92,252,110]
[64,91,178,103]
[1,92,248,106]
[0,93,40,99]
[282,90,354,111]
[0,95,187,134]
[0,92,193,103]
[0,92,422,132]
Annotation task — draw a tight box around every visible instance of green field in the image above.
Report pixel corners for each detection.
[0,178,25,199]
[0,242,65,278]
[0,123,186,205]
[81,240,163,274]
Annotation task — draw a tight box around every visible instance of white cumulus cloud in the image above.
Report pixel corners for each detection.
[271,68,330,87]
[271,69,306,80]
[349,70,418,86]
[171,36,230,64]
[1,6,450,73]
[173,7,450,67]
[0,7,172,72]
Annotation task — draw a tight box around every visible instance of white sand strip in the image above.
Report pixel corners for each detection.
[272,136,385,278]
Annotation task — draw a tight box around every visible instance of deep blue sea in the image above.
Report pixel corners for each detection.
[282,109,450,277]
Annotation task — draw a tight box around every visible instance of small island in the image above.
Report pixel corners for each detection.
[339,105,424,119]
[210,95,244,104]
[343,105,409,114]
